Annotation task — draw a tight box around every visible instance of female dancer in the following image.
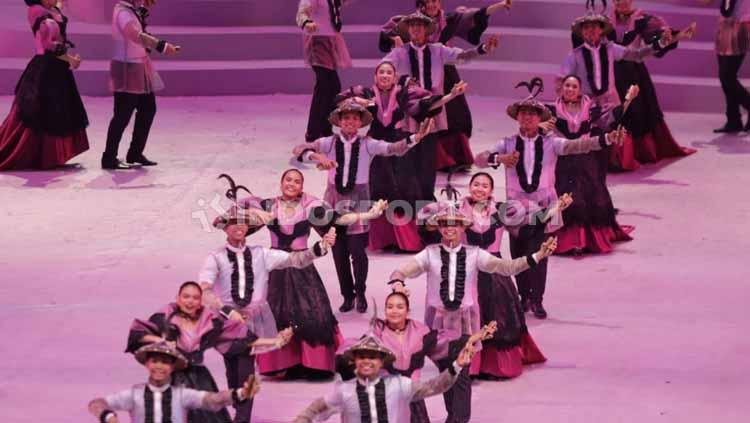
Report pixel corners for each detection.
[609,0,696,167]
[0,0,88,170]
[546,75,635,254]
[256,168,386,379]
[335,61,467,252]
[456,172,548,378]
[127,281,292,423]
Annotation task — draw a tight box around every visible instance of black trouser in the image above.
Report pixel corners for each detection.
[332,232,369,300]
[102,92,156,163]
[718,54,750,126]
[509,223,548,303]
[305,66,340,142]
[223,353,255,423]
[437,363,472,423]
[414,132,438,201]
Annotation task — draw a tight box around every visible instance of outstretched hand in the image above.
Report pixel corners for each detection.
[456,343,476,367]
[240,375,261,399]
[483,35,500,53]
[321,227,337,248]
[316,157,338,170]
[536,236,558,260]
[369,199,389,217]
[450,81,469,97]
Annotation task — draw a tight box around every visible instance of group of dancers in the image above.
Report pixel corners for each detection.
[0,0,724,422]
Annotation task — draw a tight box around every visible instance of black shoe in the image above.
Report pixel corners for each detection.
[102,159,133,170]
[339,297,355,313]
[713,124,743,133]
[127,155,158,166]
[521,298,531,313]
[355,295,368,313]
[531,302,548,319]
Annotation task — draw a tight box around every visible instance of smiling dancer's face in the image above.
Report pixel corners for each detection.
[420,0,442,17]
[375,63,397,90]
[280,170,304,199]
[339,112,362,136]
[354,352,384,380]
[562,77,582,102]
[518,108,542,134]
[145,354,175,385]
[176,284,202,316]
[469,174,493,203]
[582,22,604,45]
[385,294,409,328]
[408,22,428,45]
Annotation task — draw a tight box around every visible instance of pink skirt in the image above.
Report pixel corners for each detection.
[555,223,634,255]
[0,103,88,170]
[368,215,423,252]
[303,34,352,70]
[257,327,344,375]
[470,333,547,379]
[434,131,474,170]
[609,120,695,171]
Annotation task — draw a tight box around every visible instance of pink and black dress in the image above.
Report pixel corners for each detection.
[255,193,344,378]
[335,79,441,252]
[546,97,634,254]
[455,197,547,379]
[609,9,696,168]
[380,6,491,170]
[126,303,257,423]
[0,4,89,170]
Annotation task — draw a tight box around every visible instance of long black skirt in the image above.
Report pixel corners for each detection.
[267,264,339,347]
[477,269,525,350]
[14,54,88,136]
[613,60,662,139]
[172,364,232,423]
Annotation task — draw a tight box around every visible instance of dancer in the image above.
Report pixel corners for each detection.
[0,0,88,170]
[608,0,697,166]
[381,12,499,200]
[292,101,433,314]
[335,61,467,252]
[126,282,291,423]
[297,0,353,142]
[474,78,625,318]
[560,2,690,170]
[102,0,180,170]
[389,202,557,423]
[256,168,387,379]
[706,0,750,132]
[446,172,550,379]
[356,292,496,422]
[198,175,336,423]
[546,75,635,254]
[293,332,477,423]
[88,342,261,423]
[380,0,512,171]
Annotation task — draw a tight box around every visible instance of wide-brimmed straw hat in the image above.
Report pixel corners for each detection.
[340,334,396,366]
[134,341,188,371]
[396,11,437,37]
[571,0,614,37]
[329,100,374,127]
[506,77,553,122]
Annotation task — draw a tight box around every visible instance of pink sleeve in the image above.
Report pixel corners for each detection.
[37,19,62,53]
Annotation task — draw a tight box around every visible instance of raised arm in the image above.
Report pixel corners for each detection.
[443,35,499,65]
[293,398,335,423]
[117,10,178,55]
[476,249,533,276]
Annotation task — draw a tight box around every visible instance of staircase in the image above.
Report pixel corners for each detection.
[0,0,737,112]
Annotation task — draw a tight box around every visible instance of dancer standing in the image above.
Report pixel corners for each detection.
[560,3,690,170]
[0,0,88,170]
[448,172,550,379]
[126,282,291,423]
[547,75,635,254]
[335,61,467,252]
[292,101,433,313]
[608,0,697,165]
[706,0,750,132]
[88,342,261,423]
[382,12,498,200]
[380,0,511,171]
[474,79,625,318]
[297,0,353,142]
[389,202,556,423]
[256,168,386,379]
[101,0,180,170]
[198,175,336,423]
[293,332,477,423]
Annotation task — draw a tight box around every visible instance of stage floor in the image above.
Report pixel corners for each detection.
[1,94,748,422]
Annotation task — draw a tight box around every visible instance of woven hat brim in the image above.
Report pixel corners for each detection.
[329,108,374,127]
[506,101,552,122]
